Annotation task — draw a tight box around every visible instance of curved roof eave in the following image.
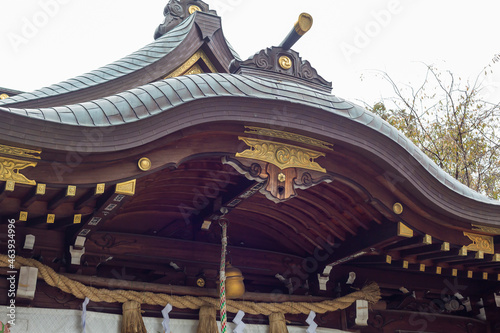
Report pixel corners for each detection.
[0,12,240,109]
[0,72,498,209]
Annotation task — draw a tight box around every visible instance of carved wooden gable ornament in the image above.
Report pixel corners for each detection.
[225,127,333,203]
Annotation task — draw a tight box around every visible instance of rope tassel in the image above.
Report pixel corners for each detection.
[197,305,218,333]
[269,312,289,333]
[121,301,146,333]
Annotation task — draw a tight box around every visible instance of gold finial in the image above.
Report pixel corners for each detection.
[294,13,313,36]
[0,93,9,100]
[280,13,314,50]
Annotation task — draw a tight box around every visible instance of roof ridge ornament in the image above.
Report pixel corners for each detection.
[230,13,332,92]
[280,13,313,50]
[154,0,216,40]
[230,47,332,92]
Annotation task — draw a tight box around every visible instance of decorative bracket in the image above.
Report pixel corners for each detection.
[0,157,37,185]
[0,144,41,186]
[463,232,494,254]
[223,156,331,203]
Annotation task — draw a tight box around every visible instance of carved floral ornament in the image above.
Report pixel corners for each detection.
[0,158,37,185]
[0,144,41,185]
[472,224,500,235]
[463,232,495,254]
[243,126,334,151]
[236,137,326,173]
[226,132,332,202]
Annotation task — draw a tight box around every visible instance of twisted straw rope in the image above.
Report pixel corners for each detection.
[0,255,380,315]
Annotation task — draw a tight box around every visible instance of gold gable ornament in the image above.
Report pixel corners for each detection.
[243,126,334,150]
[236,137,326,173]
[164,49,217,79]
[0,157,37,185]
[463,232,494,254]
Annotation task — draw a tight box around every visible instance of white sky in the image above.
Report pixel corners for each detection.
[0,0,499,106]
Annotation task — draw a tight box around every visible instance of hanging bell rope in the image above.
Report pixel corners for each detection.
[0,254,380,316]
[219,218,228,333]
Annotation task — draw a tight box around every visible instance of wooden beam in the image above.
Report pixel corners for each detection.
[384,234,432,252]
[417,247,467,261]
[399,243,449,258]
[315,221,411,274]
[462,254,500,269]
[330,264,497,296]
[71,182,134,242]
[74,184,106,210]
[48,185,77,210]
[0,180,15,202]
[85,231,305,277]
[21,183,46,208]
[60,273,331,303]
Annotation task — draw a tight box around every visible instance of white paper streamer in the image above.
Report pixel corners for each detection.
[233,310,246,333]
[306,311,317,333]
[162,303,173,333]
[346,272,356,285]
[81,297,90,333]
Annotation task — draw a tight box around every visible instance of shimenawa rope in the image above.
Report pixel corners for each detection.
[0,254,380,316]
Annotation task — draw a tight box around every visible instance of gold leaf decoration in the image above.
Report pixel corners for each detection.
[0,144,41,159]
[188,5,201,14]
[278,56,292,70]
[115,179,136,196]
[164,49,217,79]
[236,137,326,173]
[471,224,500,235]
[244,126,334,150]
[463,232,494,254]
[0,157,37,185]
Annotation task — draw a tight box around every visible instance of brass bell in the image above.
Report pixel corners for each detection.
[225,263,245,299]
